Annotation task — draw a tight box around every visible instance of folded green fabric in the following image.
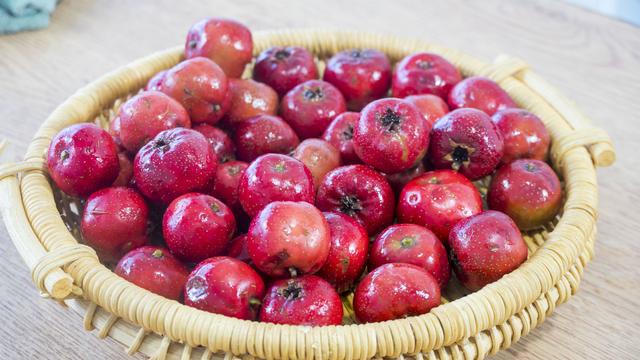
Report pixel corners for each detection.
[0,0,57,34]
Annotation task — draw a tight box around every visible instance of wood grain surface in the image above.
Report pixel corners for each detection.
[1,0,639,359]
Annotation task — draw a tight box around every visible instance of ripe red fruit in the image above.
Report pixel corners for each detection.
[225,79,279,125]
[385,162,425,195]
[184,18,253,78]
[281,79,347,139]
[316,165,395,234]
[109,117,123,150]
[233,115,300,162]
[193,124,235,163]
[323,49,391,111]
[488,160,562,230]
[429,108,504,180]
[115,246,189,301]
[292,138,341,188]
[211,160,249,215]
[322,111,361,164]
[353,263,441,323]
[47,123,119,197]
[448,76,517,116]
[449,210,528,291]
[134,128,217,204]
[247,201,330,277]
[185,257,265,320]
[161,57,229,124]
[226,234,251,263]
[259,275,343,326]
[81,187,149,263]
[391,52,461,99]
[116,91,191,153]
[145,70,167,92]
[397,170,482,244]
[316,212,369,293]
[238,154,315,217]
[253,46,318,97]
[492,109,550,164]
[354,98,430,173]
[404,94,449,127]
[369,224,450,288]
[112,152,133,187]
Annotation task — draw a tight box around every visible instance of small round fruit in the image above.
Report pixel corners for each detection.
[392,52,461,99]
[429,108,504,180]
[488,160,562,230]
[292,138,341,188]
[354,98,430,173]
[448,76,517,116]
[163,193,236,263]
[281,79,347,139]
[145,70,167,91]
[385,162,425,195]
[184,18,253,78]
[323,49,391,111]
[253,46,318,97]
[226,234,251,263]
[193,124,235,163]
[316,212,369,293]
[353,263,441,323]
[238,154,314,217]
[247,201,330,277]
[397,170,482,243]
[369,224,450,288]
[233,115,300,162]
[115,246,189,301]
[259,275,343,326]
[81,187,149,263]
[449,210,528,291]
[322,111,361,164]
[116,91,191,153]
[134,128,217,204]
[161,57,229,124]
[315,165,395,234]
[225,79,278,124]
[211,160,249,214]
[404,94,449,127]
[185,257,265,320]
[112,152,133,187]
[492,109,550,164]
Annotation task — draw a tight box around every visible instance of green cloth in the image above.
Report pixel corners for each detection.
[0,0,57,34]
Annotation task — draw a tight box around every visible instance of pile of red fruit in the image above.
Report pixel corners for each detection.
[46,18,562,326]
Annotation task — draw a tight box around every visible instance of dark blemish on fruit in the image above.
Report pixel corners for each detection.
[153,138,170,151]
[524,162,537,172]
[400,236,415,248]
[339,195,363,216]
[60,149,70,161]
[416,60,433,70]
[275,49,291,60]
[278,279,303,300]
[183,87,193,96]
[267,249,290,268]
[341,124,354,140]
[451,146,469,169]
[379,108,402,132]
[303,87,324,101]
[350,49,362,58]
[212,104,221,113]
[188,40,198,49]
[152,249,164,258]
[340,257,350,273]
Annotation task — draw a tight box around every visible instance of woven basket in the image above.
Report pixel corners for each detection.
[0,29,615,360]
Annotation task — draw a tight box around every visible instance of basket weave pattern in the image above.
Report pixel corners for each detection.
[0,30,615,360]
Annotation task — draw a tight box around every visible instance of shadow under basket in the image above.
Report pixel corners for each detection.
[0,29,615,360]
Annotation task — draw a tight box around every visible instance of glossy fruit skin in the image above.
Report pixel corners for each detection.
[226,234,251,263]
[316,212,369,292]
[163,193,236,263]
[109,116,123,150]
[316,165,395,234]
[193,124,235,163]
[253,46,318,97]
[492,109,550,164]
[449,210,528,291]
[112,152,134,187]
[116,91,191,153]
[397,170,482,244]
[429,108,504,180]
[259,275,343,326]
[184,18,253,78]
[391,52,462,99]
[448,76,517,116]
[115,246,189,301]
[184,257,265,320]
[369,224,450,288]
[134,128,217,204]
[323,49,391,111]
[47,123,120,197]
[233,115,300,162]
[145,70,167,91]
[81,187,149,263]
[322,112,361,164]
[247,201,330,277]
[225,79,279,124]
[211,160,249,215]
[404,94,449,127]
[292,138,341,188]
[281,79,347,139]
[385,162,425,195]
[353,263,441,323]
[488,160,562,230]
[354,98,430,173]
[161,57,229,124]
[238,154,315,218]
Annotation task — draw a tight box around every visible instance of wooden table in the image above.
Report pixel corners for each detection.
[1,1,638,359]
